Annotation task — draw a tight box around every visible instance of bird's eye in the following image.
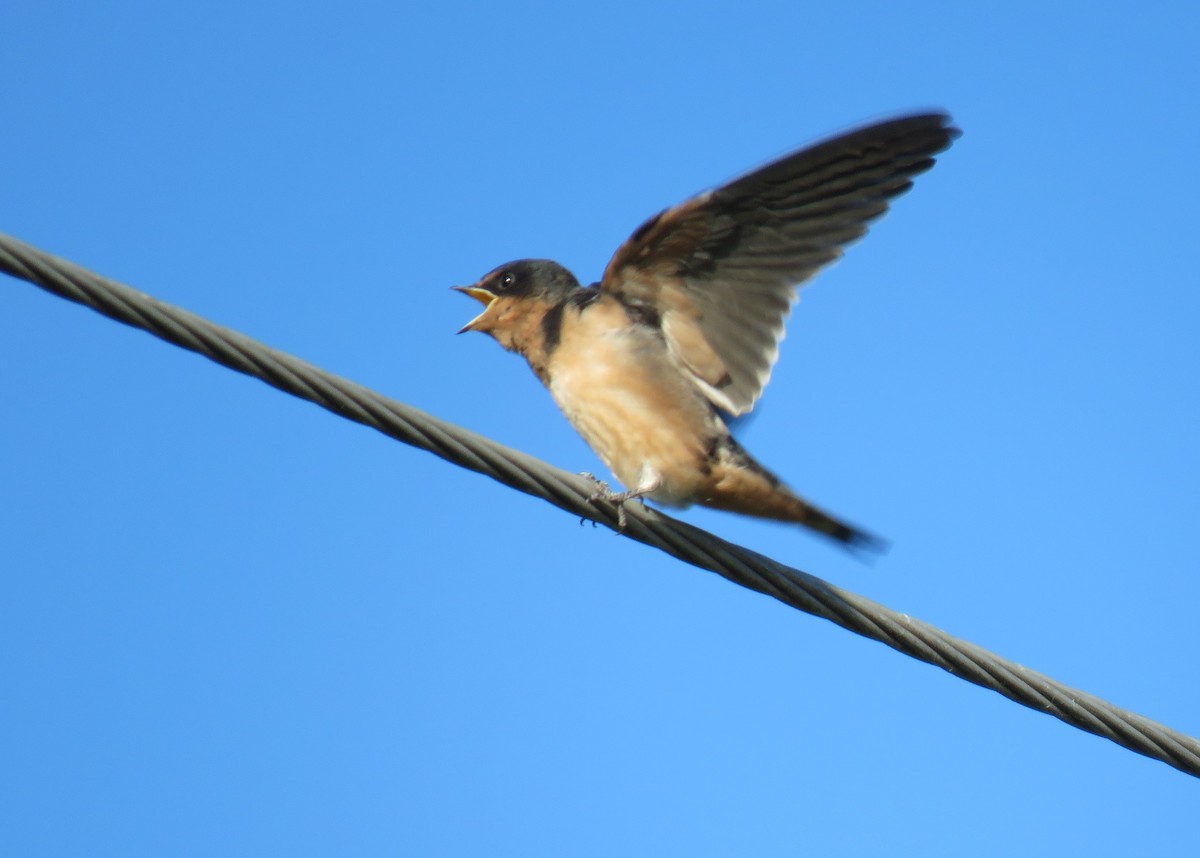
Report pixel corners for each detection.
[498,272,516,290]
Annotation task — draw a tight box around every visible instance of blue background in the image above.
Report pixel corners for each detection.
[3,2,1197,854]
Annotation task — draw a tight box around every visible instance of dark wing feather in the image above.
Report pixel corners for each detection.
[601,112,959,415]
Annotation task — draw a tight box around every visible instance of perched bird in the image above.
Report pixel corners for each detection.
[456,113,958,550]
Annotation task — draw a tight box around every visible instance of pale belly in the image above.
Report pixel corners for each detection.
[547,325,717,508]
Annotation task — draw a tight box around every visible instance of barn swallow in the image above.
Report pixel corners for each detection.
[455,113,958,550]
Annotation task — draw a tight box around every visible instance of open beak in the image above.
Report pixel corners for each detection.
[452,285,498,334]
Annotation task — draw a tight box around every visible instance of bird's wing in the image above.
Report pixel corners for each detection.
[600,113,959,415]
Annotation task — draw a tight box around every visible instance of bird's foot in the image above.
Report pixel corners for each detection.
[578,472,611,494]
[579,473,647,531]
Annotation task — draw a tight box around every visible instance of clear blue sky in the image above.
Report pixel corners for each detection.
[3,2,1198,855]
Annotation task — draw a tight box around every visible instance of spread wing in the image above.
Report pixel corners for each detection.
[600,112,959,415]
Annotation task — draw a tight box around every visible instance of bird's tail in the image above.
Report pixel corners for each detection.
[701,441,888,554]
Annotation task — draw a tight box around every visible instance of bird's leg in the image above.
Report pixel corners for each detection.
[579,472,659,531]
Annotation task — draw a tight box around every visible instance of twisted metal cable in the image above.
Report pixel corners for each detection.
[3,230,1197,778]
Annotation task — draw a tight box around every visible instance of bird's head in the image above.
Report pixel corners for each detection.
[453,259,580,353]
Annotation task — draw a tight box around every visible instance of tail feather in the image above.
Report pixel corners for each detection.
[703,481,887,554]
[701,439,888,554]
[777,494,888,554]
